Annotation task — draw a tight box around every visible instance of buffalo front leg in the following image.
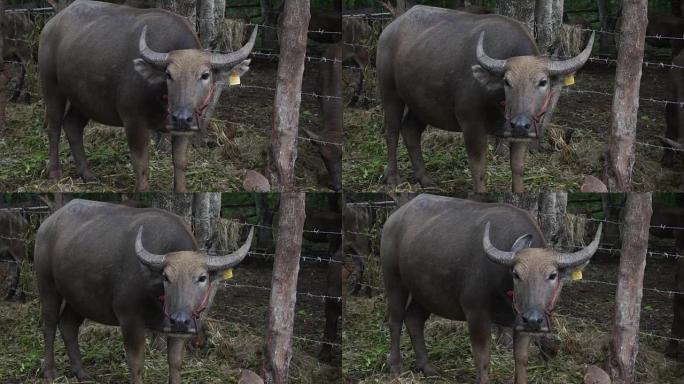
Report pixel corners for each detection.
[121,320,146,384]
[401,112,435,188]
[510,140,528,193]
[404,300,438,376]
[124,125,150,192]
[463,129,488,193]
[467,315,492,384]
[172,135,189,192]
[59,306,92,381]
[167,336,185,384]
[513,330,531,384]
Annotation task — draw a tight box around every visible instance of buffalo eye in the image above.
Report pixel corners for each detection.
[165,71,173,81]
[504,78,512,88]
[162,273,170,283]
[200,72,210,80]
[538,79,548,87]
[198,275,207,283]
[512,270,521,280]
[548,272,557,281]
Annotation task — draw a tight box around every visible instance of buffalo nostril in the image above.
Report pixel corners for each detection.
[169,318,176,324]
[185,116,193,124]
[171,115,178,122]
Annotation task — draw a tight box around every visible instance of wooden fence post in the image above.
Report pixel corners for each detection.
[262,0,310,383]
[603,0,647,191]
[607,192,652,383]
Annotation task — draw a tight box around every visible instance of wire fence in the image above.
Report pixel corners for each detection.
[342,196,684,347]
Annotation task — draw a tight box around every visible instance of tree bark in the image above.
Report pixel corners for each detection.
[496,0,535,29]
[603,0,647,191]
[265,0,310,189]
[0,0,6,132]
[607,193,652,384]
[152,193,193,224]
[263,191,305,384]
[198,0,216,48]
[535,0,563,55]
[158,0,197,27]
[192,192,222,250]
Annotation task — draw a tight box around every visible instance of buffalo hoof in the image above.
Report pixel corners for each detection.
[418,363,440,377]
[41,363,58,381]
[80,171,97,183]
[417,175,437,189]
[75,368,93,382]
[48,169,63,182]
[384,174,401,187]
[388,362,402,377]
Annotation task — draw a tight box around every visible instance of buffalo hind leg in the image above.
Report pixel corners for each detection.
[38,282,62,380]
[463,128,488,193]
[120,319,146,384]
[44,88,67,182]
[510,140,528,193]
[123,123,150,192]
[386,284,409,375]
[63,108,96,182]
[404,300,438,376]
[467,314,492,384]
[168,336,185,384]
[59,305,92,381]
[171,135,189,192]
[401,112,435,188]
[381,92,405,186]
[513,330,531,384]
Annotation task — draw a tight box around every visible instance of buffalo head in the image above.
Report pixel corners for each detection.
[133,25,257,133]
[482,221,602,333]
[472,32,595,139]
[134,225,254,334]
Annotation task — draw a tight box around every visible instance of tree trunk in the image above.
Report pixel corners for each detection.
[263,191,305,384]
[265,0,310,189]
[603,0,647,191]
[496,0,535,29]
[158,0,197,27]
[537,192,568,244]
[192,193,222,250]
[607,193,652,384]
[597,0,613,53]
[535,0,563,55]
[198,0,216,48]
[0,0,6,133]
[152,193,193,224]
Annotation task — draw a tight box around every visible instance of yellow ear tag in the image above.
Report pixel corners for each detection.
[222,269,233,280]
[228,70,240,86]
[564,74,575,86]
[571,270,583,281]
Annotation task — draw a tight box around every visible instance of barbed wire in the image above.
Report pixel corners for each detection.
[223,282,341,302]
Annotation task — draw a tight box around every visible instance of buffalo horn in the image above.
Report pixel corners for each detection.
[138,26,169,67]
[135,226,166,269]
[209,26,258,69]
[482,221,516,266]
[476,32,506,74]
[206,227,254,271]
[548,32,595,76]
[554,223,602,269]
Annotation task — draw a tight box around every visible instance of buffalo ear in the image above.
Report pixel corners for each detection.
[133,58,166,84]
[559,259,590,282]
[510,234,533,253]
[472,64,503,92]
[213,59,252,82]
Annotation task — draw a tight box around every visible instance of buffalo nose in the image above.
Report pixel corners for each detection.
[510,115,531,133]
[171,110,194,128]
[521,310,545,330]
[169,311,192,329]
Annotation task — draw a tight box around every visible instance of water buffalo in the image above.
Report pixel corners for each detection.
[34,199,253,383]
[663,50,684,168]
[0,210,28,300]
[377,6,594,192]
[381,194,601,383]
[39,0,257,191]
[646,13,684,56]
